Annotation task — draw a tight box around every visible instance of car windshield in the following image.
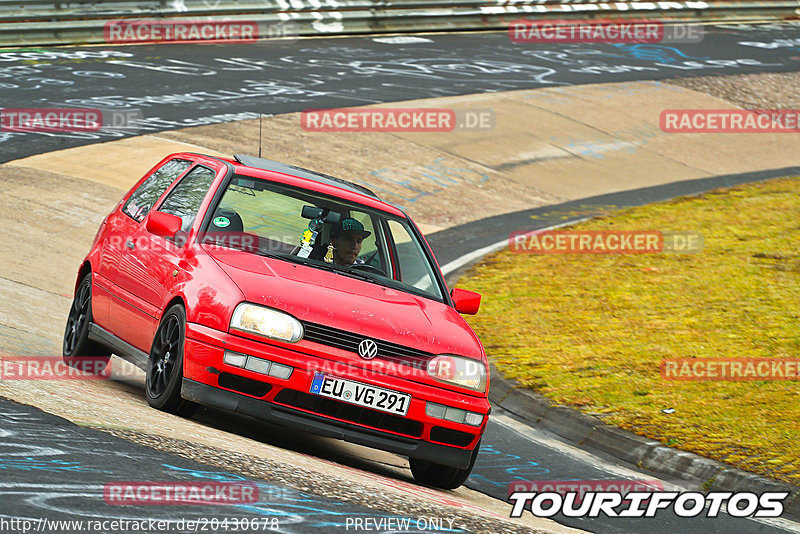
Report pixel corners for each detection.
[199,174,445,301]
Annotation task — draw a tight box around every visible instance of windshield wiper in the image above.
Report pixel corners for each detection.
[253,249,380,284]
[252,248,283,260]
[255,250,337,270]
[332,266,382,285]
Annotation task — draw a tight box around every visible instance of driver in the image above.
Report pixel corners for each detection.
[330,217,371,266]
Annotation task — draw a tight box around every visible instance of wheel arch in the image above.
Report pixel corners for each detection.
[147,293,197,417]
[162,295,186,320]
[156,294,189,377]
[75,261,92,294]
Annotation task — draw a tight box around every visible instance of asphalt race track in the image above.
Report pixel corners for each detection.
[2,21,800,534]
[3,22,800,162]
[0,399,438,534]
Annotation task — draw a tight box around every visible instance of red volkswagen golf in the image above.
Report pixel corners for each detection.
[63,152,488,488]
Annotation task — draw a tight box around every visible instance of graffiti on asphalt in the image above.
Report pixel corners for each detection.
[0,405,468,532]
[469,442,550,490]
[0,411,115,474]
[738,38,800,50]
[1,26,797,160]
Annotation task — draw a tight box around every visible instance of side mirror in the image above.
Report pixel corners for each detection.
[146,211,182,239]
[451,288,481,315]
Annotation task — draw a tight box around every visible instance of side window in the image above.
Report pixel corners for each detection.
[214,177,310,240]
[351,211,387,272]
[158,166,217,231]
[122,159,192,222]
[386,220,442,298]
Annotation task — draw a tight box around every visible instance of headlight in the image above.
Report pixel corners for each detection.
[427,355,486,392]
[230,303,303,343]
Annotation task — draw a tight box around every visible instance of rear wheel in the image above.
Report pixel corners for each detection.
[145,304,197,417]
[409,440,481,490]
[62,273,110,373]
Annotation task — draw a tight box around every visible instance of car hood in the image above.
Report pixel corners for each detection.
[203,245,483,359]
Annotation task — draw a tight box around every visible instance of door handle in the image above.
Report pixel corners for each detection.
[125,240,135,250]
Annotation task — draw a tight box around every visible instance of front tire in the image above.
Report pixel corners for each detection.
[62,273,110,373]
[409,440,481,490]
[145,303,197,417]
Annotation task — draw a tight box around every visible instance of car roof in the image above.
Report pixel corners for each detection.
[232,153,380,200]
[211,153,405,218]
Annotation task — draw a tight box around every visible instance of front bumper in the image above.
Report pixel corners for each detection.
[182,322,489,468]
[181,378,475,469]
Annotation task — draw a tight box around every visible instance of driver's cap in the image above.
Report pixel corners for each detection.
[333,217,371,238]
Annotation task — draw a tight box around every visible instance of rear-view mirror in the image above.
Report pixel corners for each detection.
[325,211,341,225]
[301,205,323,219]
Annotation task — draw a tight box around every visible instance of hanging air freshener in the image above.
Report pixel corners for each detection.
[297,216,324,259]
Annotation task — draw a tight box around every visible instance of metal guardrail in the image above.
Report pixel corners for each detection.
[0,0,798,47]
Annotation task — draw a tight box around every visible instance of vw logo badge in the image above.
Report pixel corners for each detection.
[358,339,378,360]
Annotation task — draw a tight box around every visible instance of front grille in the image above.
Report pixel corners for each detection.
[430,426,474,447]
[273,389,423,437]
[301,321,432,370]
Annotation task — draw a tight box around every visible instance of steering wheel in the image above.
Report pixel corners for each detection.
[360,249,380,266]
[350,263,387,276]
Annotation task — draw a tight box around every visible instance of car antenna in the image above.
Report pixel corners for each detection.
[258,113,263,159]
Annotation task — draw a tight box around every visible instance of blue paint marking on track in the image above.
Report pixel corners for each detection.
[610,43,710,63]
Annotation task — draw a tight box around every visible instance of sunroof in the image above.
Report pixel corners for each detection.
[233,154,380,200]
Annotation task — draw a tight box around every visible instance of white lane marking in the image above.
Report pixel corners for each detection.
[440,218,591,277]
[510,146,572,163]
[493,411,800,532]
[372,36,433,44]
[492,413,680,486]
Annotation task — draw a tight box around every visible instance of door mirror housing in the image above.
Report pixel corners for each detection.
[451,288,481,315]
[146,211,182,239]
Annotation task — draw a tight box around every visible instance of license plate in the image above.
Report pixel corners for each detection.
[309,373,410,416]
